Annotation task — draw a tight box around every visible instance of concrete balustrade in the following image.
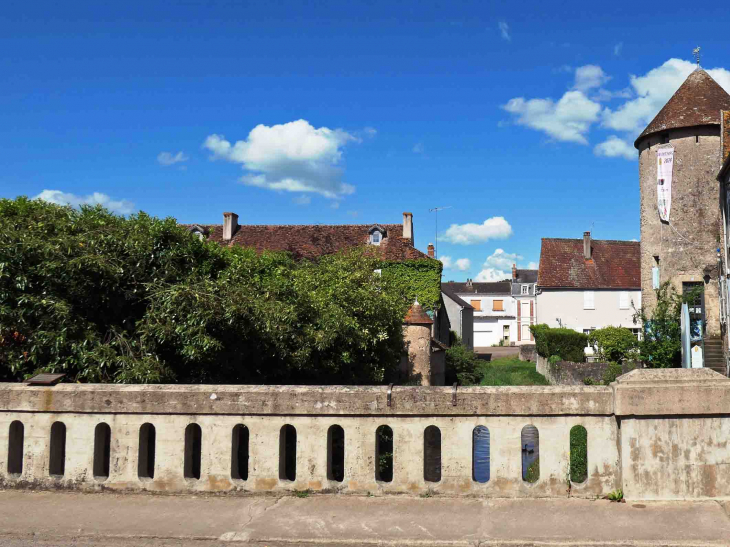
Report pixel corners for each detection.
[0,368,728,500]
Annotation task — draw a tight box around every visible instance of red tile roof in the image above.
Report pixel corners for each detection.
[635,69,730,147]
[185,223,432,262]
[538,238,640,289]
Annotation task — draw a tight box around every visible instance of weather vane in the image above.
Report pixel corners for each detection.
[692,46,701,68]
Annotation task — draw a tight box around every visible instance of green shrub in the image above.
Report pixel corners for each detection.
[530,324,587,362]
[445,342,481,385]
[602,362,623,385]
[525,457,540,483]
[569,426,588,483]
[588,326,638,363]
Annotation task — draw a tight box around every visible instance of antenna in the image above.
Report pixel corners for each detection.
[693,46,701,68]
[428,206,452,259]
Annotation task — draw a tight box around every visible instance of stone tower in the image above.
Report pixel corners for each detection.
[636,68,730,339]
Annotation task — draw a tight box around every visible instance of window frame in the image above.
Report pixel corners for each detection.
[470,299,481,311]
[492,299,504,312]
[370,230,382,245]
[583,291,595,310]
[619,291,629,310]
[521,284,529,295]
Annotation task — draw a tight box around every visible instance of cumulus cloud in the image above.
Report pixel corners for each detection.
[528,261,539,269]
[502,91,601,144]
[440,256,471,271]
[474,249,531,282]
[498,21,510,41]
[157,151,189,166]
[501,58,730,157]
[34,190,135,215]
[203,119,358,199]
[594,135,636,160]
[601,59,730,134]
[439,217,513,245]
[573,65,611,92]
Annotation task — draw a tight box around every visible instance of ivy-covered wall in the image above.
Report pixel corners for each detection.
[380,259,443,313]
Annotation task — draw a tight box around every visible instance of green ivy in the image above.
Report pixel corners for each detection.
[379,259,443,313]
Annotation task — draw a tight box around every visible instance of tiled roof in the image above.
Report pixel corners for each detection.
[442,281,512,295]
[441,286,474,309]
[635,69,730,147]
[514,269,538,283]
[538,238,640,289]
[404,301,433,324]
[185,223,432,262]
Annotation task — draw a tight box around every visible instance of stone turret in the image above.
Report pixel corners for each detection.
[401,300,434,385]
[637,68,730,338]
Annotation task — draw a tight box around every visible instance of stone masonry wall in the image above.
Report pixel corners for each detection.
[0,369,728,500]
[638,126,723,336]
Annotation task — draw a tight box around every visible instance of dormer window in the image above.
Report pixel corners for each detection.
[187,225,209,241]
[521,284,530,295]
[368,225,386,246]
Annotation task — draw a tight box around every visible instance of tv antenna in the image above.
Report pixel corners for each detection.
[693,46,701,68]
[428,206,452,258]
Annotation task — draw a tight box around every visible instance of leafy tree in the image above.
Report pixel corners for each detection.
[0,197,408,384]
[587,326,638,363]
[633,282,700,368]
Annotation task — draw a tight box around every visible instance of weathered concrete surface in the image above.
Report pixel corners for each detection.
[0,382,615,416]
[0,491,729,546]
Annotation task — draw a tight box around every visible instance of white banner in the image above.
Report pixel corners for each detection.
[657,147,674,222]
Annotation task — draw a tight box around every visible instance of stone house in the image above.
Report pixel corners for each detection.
[716,110,730,375]
[442,280,514,348]
[186,211,450,385]
[637,68,730,372]
[536,232,641,344]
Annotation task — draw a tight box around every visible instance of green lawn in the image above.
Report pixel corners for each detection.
[476,357,549,386]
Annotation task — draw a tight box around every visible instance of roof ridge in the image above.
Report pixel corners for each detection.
[541,237,639,244]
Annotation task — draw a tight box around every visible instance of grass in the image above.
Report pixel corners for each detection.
[476,357,549,386]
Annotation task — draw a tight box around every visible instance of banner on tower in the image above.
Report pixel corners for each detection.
[657,147,674,222]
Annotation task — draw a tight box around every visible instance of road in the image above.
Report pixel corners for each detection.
[0,490,729,546]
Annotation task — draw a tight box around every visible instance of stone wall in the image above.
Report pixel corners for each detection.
[0,369,728,500]
[638,127,723,336]
[536,355,638,385]
[519,344,537,363]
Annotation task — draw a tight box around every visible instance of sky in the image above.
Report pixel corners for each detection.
[3,1,730,282]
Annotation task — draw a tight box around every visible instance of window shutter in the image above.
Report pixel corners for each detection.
[619,291,629,309]
[584,291,595,310]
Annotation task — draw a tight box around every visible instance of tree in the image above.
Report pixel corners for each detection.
[0,197,408,385]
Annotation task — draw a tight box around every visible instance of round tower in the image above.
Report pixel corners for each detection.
[636,68,730,339]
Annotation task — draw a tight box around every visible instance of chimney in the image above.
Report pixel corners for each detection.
[512,263,517,280]
[427,243,435,258]
[583,231,592,260]
[223,212,239,241]
[402,212,413,244]
[466,278,473,289]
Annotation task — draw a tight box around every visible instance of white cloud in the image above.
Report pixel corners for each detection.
[440,217,513,245]
[601,59,730,134]
[594,135,636,160]
[614,42,623,56]
[203,119,358,199]
[440,256,471,271]
[502,91,601,144]
[412,142,424,154]
[157,151,189,166]
[293,195,311,205]
[34,190,135,215]
[498,21,510,41]
[474,249,532,282]
[528,261,539,269]
[573,65,611,92]
[364,127,377,137]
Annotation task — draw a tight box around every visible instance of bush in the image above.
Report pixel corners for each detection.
[588,326,638,363]
[569,426,588,483]
[530,324,587,362]
[445,341,481,385]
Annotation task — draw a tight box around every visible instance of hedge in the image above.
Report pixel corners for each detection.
[529,324,587,363]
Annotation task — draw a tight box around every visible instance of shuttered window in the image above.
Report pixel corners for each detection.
[583,291,595,310]
[619,291,629,309]
[493,300,504,311]
[470,300,481,311]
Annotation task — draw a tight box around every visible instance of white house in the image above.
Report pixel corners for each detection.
[443,280,513,348]
[536,232,641,339]
[441,286,475,350]
[511,265,538,345]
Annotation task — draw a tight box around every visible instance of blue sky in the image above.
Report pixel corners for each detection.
[3,1,730,281]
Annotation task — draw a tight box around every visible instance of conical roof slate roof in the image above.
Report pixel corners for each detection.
[635,69,730,148]
[404,301,433,325]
